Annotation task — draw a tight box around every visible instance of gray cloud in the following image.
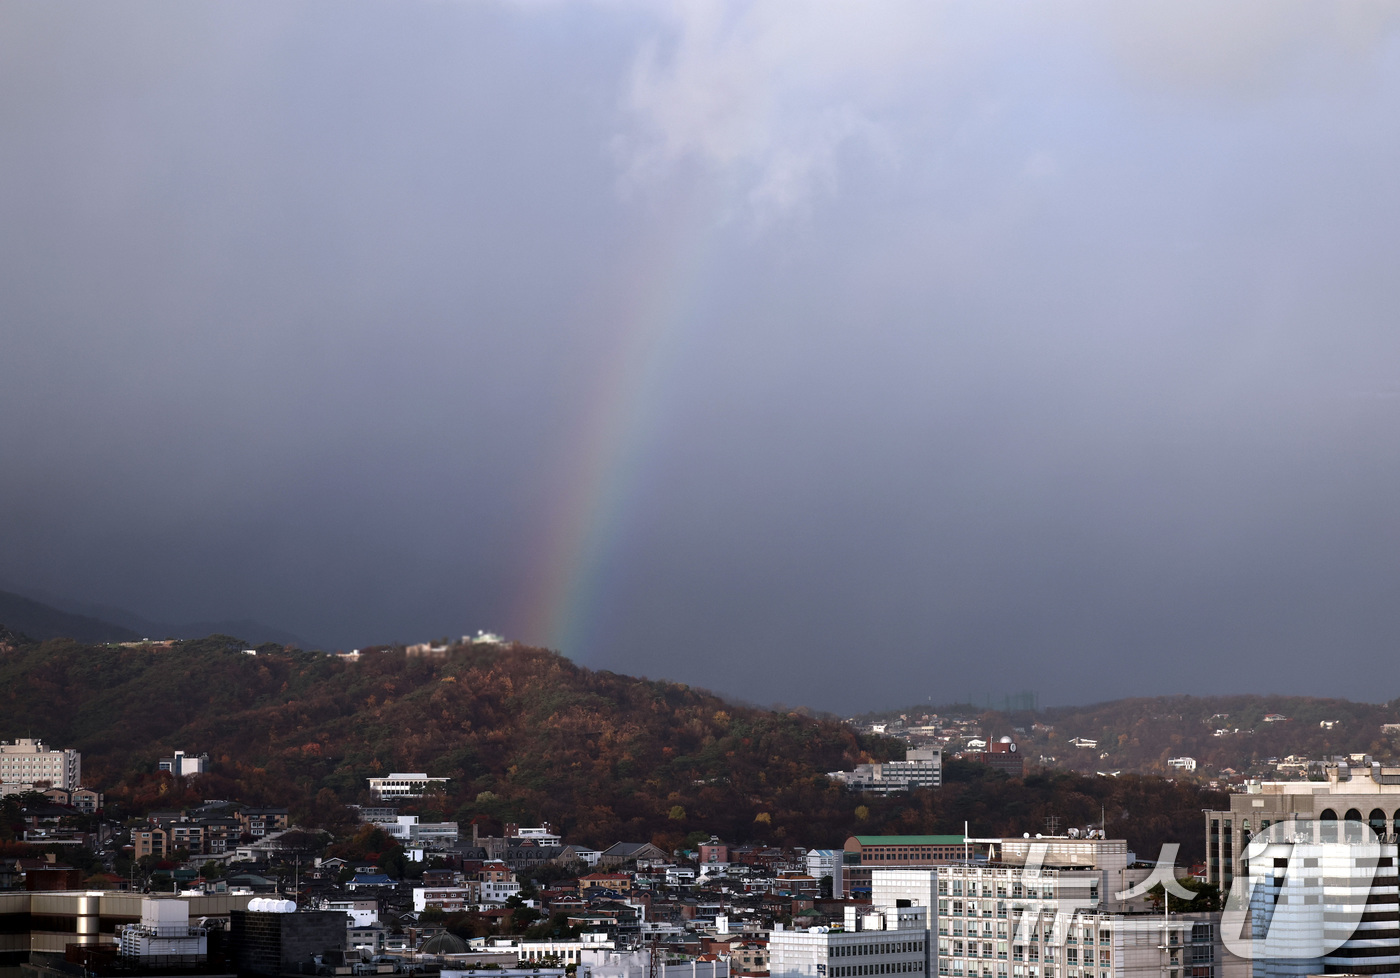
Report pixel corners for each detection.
[4,1,1400,711]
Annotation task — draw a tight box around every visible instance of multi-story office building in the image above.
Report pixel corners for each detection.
[843,836,967,898]
[0,739,80,791]
[873,870,940,975]
[1203,759,1400,890]
[933,860,1226,978]
[1232,818,1399,978]
[769,904,930,978]
[831,750,943,796]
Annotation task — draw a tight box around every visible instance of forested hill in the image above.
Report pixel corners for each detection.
[0,636,1222,859]
[1035,695,1400,777]
[866,694,1400,781]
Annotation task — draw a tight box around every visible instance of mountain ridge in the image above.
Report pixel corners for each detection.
[0,586,313,648]
[0,634,1221,859]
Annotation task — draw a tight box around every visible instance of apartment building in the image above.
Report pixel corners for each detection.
[237,808,289,837]
[133,817,241,858]
[0,738,81,791]
[413,883,482,912]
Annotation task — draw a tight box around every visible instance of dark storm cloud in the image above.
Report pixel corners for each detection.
[4,1,1400,711]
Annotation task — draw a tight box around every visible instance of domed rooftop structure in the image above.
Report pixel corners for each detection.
[418,932,469,957]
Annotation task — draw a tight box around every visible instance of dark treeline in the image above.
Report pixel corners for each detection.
[0,634,1220,858]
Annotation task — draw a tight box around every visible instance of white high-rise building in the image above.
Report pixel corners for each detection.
[1238,820,1399,978]
[873,870,940,975]
[0,738,81,790]
[933,844,1230,978]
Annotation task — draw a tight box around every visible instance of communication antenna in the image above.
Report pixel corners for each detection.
[1044,814,1061,836]
[647,934,663,978]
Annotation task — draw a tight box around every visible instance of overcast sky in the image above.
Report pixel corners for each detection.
[5,2,1400,712]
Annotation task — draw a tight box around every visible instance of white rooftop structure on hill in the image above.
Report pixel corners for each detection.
[367,773,450,799]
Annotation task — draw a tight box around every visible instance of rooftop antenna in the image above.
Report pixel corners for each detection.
[647,934,662,978]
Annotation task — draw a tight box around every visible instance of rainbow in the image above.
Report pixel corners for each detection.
[515,184,721,661]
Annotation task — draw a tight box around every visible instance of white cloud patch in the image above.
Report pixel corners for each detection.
[612,1,937,219]
[610,1,1400,220]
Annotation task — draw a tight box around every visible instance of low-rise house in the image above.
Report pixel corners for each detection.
[580,873,633,895]
[559,845,602,867]
[506,841,565,870]
[598,842,668,868]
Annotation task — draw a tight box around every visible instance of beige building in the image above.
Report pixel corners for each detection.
[1203,763,1400,978]
[1203,759,1400,889]
[0,739,81,791]
[932,861,1229,978]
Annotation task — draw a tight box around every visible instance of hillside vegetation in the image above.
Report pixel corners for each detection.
[867,695,1400,780]
[1035,695,1400,776]
[1,634,1221,859]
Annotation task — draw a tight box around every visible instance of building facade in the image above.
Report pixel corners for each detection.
[933,861,1226,978]
[158,751,209,776]
[1203,760,1400,890]
[768,905,929,978]
[831,750,944,795]
[843,837,967,898]
[0,739,80,791]
[367,773,451,800]
[1233,818,1399,978]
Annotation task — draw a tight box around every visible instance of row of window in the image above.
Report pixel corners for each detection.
[939,962,1061,978]
[941,883,1057,900]
[831,964,925,976]
[833,942,925,957]
[943,902,1106,920]
[940,945,1111,963]
[938,924,1109,943]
